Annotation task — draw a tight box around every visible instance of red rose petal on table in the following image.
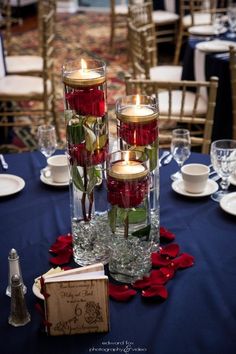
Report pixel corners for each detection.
[151,252,172,267]
[132,276,152,289]
[49,234,72,253]
[141,285,168,300]
[171,253,195,270]
[160,226,175,241]
[49,247,73,265]
[109,283,137,302]
[159,243,180,258]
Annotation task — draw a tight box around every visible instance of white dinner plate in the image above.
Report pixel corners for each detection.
[220,192,236,216]
[172,178,218,197]
[189,25,227,36]
[229,174,236,186]
[40,173,69,187]
[196,39,236,53]
[0,174,25,197]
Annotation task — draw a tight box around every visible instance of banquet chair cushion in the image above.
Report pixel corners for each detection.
[153,10,179,25]
[5,55,43,74]
[150,65,183,81]
[158,90,207,115]
[183,13,211,28]
[115,4,128,15]
[0,75,52,96]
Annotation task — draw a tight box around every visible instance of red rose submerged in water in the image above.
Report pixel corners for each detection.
[119,119,158,146]
[107,175,149,208]
[66,87,105,117]
[68,142,108,167]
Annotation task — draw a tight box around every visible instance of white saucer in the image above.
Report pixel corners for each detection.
[172,178,218,197]
[40,173,69,187]
[0,174,25,197]
[196,39,236,53]
[189,25,227,36]
[229,174,236,186]
[220,192,236,216]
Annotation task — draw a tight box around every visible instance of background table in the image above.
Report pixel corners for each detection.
[182,36,234,141]
[0,150,236,354]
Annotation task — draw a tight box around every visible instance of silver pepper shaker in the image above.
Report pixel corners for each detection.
[6,249,27,297]
[8,274,31,327]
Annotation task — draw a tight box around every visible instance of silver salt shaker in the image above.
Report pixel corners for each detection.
[6,249,27,297]
[8,274,31,327]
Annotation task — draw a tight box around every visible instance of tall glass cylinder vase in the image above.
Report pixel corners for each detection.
[116,95,159,250]
[107,150,152,283]
[62,58,110,266]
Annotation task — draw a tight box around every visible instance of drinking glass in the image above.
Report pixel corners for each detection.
[170,129,191,181]
[38,124,57,162]
[227,4,236,38]
[210,139,236,202]
[212,13,225,37]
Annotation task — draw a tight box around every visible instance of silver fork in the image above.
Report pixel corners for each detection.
[0,154,8,170]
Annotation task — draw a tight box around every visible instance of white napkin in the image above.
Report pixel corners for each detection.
[164,0,175,13]
[194,46,207,98]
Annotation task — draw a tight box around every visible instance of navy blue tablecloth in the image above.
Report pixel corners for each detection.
[0,150,236,354]
[181,37,235,141]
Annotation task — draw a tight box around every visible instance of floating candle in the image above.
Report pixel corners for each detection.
[109,160,148,180]
[117,95,157,123]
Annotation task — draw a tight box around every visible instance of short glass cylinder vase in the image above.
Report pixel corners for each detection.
[116,95,159,250]
[62,58,110,266]
[107,150,153,283]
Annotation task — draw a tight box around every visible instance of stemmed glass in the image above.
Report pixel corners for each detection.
[212,13,225,37]
[37,124,57,165]
[170,129,191,181]
[227,3,236,38]
[210,139,236,202]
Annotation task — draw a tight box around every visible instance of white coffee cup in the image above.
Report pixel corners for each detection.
[181,163,210,194]
[44,155,69,183]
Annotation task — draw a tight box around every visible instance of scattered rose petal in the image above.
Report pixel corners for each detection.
[49,234,72,253]
[132,276,152,289]
[151,252,172,267]
[159,267,176,281]
[151,268,175,284]
[171,253,195,270]
[141,285,168,300]
[160,227,175,241]
[49,247,73,265]
[159,243,180,258]
[109,283,137,302]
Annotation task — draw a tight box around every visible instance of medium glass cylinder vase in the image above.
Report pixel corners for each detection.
[62,58,110,266]
[116,95,159,250]
[107,150,153,283]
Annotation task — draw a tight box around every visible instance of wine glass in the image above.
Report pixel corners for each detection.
[210,139,236,202]
[212,13,225,37]
[37,124,57,165]
[170,129,191,181]
[227,3,236,38]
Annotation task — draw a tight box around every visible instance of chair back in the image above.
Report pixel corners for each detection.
[128,1,153,28]
[229,46,236,140]
[0,0,17,54]
[179,0,217,25]
[125,75,218,153]
[127,20,157,78]
[0,35,6,79]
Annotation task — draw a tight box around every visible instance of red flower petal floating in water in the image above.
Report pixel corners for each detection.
[119,120,158,146]
[109,283,137,302]
[160,226,176,241]
[141,285,168,300]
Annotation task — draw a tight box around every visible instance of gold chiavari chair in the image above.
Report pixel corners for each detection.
[0,9,59,142]
[110,0,129,50]
[4,0,57,76]
[125,75,218,153]
[127,19,182,81]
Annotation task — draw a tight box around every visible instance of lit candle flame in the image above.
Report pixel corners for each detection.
[81,58,87,71]
[135,94,140,107]
[124,151,130,165]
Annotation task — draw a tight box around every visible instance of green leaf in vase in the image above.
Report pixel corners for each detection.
[71,165,85,192]
[128,208,147,224]
[67,117,85,145]
[84,125,97,152]
[145,139,158,172]
[108,205,117,233]
[87,166,101,194]
[95,134,107,149]
[84,115,98,126]
[131,224,151,238]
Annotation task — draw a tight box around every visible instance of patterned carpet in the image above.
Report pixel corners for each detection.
[1,10,129,151]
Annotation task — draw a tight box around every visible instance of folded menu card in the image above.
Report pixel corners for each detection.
[41,263,109,336]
